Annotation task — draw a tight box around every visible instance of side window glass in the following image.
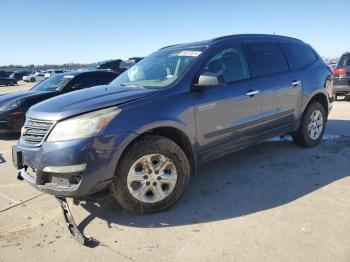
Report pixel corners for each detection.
[71,75,96,90]
[201,45,250,83]
[95,73,115,85]
[245,42,289,77]
[279,43,317,70]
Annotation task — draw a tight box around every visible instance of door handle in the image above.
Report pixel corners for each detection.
[292,80,301,87]
[246,90,260,97]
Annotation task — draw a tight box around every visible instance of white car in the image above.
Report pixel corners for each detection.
[23,72,46,82]
[44,69,66,79]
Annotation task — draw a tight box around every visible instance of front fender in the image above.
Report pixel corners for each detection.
[133,120,195,144]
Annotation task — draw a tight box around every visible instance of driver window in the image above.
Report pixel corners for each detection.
[202,45,250,83]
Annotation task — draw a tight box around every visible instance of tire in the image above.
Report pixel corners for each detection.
[30,78,35,82]
[293,101,326,147]
[113,135,190,214]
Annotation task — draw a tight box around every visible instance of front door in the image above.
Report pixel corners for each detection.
[193,45,262,155]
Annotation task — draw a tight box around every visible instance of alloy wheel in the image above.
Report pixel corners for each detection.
[307,109,323,140]
[127,154,177,203]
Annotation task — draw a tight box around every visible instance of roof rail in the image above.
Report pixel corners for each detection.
[211,34,303,43]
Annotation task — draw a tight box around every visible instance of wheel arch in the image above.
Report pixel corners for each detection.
[302,91,329,117]
[116,124,197,178]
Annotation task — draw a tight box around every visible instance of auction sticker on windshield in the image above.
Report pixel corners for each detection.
[178,51,202,57]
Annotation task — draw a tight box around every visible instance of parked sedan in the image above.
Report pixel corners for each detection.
[0,70,118,133]
[0,77,17,86]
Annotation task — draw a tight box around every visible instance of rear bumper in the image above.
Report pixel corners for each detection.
[13,131,137,198]
[333,77,350,94]
[333,85,350,94]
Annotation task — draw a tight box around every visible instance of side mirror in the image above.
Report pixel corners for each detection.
[193,72,225,90]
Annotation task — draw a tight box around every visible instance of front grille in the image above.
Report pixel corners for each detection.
[23,118,55,146]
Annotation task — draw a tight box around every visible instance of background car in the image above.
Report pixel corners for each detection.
[0,70,118,133]
[89,57,143,75]
[23,72,46,82]
[9,71,30,81]
[0,77,17,86]
[333,52,350,100]
[0,71,13,77]
[44,69,66,79]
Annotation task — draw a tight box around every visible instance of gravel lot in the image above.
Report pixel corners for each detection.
[0,82,349,262]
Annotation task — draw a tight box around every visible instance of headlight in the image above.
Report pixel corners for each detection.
[3,99,25,111]
[47,107,121,142]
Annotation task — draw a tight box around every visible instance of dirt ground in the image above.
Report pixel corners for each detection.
[0,82,349,262]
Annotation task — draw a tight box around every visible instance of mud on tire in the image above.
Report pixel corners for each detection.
[112,135,190,214]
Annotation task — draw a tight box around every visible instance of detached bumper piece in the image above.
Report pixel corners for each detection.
[56,196,90,245]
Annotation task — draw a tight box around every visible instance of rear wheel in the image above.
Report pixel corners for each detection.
[293,101,326,147]
[113,135,190,214]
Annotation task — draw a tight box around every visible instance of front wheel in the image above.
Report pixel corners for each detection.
[293,101,326,147]
[113,135,190,214]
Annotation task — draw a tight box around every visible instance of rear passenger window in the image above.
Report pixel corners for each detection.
[245,42,289,77]
[279,43,317,70]
[95,73,117,84]
[70,74,96,90]
[201,45,250,83]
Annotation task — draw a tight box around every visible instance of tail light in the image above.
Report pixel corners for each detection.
[333,68,346,76]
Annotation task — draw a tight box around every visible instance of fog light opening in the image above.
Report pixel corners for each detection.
[74,175,82,183]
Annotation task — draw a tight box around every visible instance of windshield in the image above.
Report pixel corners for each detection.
[31,74,74,91]
[110,47,206,89]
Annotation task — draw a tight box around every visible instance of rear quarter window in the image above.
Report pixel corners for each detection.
[95,72,117,84]
[245,42,289,77]
[279,43,317,70]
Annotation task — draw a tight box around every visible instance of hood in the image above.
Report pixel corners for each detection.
[27,85,157,121]
[0,90,58,107]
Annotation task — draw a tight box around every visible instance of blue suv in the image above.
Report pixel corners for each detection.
[13,34,333,214]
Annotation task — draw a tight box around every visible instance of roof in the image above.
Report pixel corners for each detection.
[160,34,304,50]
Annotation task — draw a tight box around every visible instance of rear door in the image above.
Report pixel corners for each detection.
[244,42,302,130]
[193,44,263,153]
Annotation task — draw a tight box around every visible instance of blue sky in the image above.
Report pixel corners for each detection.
[1,0,349,65]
